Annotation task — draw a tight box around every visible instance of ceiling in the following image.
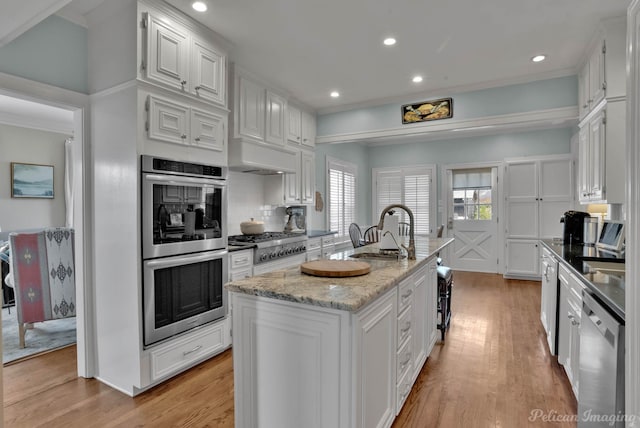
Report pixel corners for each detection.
[0,0,631,121]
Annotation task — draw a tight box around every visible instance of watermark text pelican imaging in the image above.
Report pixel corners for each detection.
[528,409,637,426]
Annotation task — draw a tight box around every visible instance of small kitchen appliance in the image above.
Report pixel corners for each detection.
[583,217,599,246]
[560,210,591,245]
[284,206,306,233]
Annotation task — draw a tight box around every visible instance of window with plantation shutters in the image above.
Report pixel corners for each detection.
[327,157,357,241]
[373,165,436,235]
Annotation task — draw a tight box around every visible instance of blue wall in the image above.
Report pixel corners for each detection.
[0,15,88,94]
[313,127,573,228]
[312,76,577,229]
[318,76,577,136]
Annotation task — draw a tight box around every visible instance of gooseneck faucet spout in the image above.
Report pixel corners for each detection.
[378,204,416,260]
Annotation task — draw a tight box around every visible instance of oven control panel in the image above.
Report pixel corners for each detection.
[254,241,307,264]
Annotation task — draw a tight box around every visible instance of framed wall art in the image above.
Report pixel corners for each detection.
[402,97,453,124]
[11,162,54,198]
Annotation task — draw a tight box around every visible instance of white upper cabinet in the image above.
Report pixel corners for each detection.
[145,13,190,92]
[287,104,316,148]
[265,91,287,146]
[301,109,316,148]
[190,37,226,106]
[287,104,302,143]
[147,94,226,153]
[578,100,625,204]
[283,148,315,204]
[235,73,265,142]
[578,17,626,120]
[143,8,227,109]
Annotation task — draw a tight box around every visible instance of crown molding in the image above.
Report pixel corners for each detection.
[316,106,578,146]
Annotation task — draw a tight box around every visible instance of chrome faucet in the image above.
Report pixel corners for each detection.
[378,204,416,260]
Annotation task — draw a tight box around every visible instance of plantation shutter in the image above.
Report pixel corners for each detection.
[374,166,434,235]
[328,159,357,240]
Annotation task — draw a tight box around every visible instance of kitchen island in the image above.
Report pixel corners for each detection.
[226,236,453,428]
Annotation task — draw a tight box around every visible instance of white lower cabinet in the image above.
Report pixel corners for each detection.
[228,249,253,281]
[505,239,540,277]
[355,288,398,428]
[148,319,229,383]
[557,264,584,398]
[231,258,439,428]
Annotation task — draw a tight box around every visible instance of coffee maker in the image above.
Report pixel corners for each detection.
[560,210,591,245]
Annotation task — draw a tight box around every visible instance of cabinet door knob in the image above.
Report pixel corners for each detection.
[194,137,201,142]
[195,86,201,92]
[181,134,187,139]
[180,80,187,87]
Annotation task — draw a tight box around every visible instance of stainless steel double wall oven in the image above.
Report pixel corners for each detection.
[141,155,228,346]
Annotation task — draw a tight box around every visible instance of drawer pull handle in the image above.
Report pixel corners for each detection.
[401,323,411,333]
[183,345,203,356]
[402,290,413,299]
[400,355,411,368]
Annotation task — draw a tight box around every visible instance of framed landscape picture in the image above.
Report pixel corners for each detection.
[11,162,54,198]
[401,97,453,124]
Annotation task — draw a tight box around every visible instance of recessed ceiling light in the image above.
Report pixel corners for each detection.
[531,54,546,63]
[330,91,340,98]
[192,1,207,12]
[412,76,423,83]
[383,38,396,46]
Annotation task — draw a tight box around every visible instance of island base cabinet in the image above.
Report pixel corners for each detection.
[231,292,352,428]
[230,287,402,428]
[353,289,398,428]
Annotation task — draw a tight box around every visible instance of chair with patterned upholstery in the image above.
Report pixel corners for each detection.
[8,228,76,348]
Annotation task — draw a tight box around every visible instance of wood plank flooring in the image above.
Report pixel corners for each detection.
[3,272,576,427]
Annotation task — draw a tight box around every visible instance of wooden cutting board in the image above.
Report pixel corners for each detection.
[300,260,371,277]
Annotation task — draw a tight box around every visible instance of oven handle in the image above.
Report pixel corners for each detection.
[145,250,228,269]
[143,173,227,187]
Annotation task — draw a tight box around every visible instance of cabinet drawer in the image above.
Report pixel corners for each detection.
[396,365,413,414]
[230,250,253,269]
[321,236,335,246]
[398,279,414,314]
[229,268,252,281]
[396,334,413,381]
[306,238,321,251]
[150,321,226,382]
[397,305,412,348]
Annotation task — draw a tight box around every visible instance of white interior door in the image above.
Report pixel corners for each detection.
[446,167,499,273]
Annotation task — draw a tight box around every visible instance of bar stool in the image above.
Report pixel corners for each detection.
[435,224,453,341]
[437,265,453,341]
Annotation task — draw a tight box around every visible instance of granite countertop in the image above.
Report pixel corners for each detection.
[540,239,625,320]
[306,230,337,238]
[225,236,454,312]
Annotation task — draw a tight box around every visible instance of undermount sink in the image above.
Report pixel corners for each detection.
[350,252,404,260]
[585,260,626,273]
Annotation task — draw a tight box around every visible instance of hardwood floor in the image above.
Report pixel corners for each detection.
[3,272,576,427]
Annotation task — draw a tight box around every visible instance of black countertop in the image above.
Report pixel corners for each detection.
[540,239,625,321]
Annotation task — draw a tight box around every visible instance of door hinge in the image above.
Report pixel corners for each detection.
[497,258,499,265]
[141,60,146,72]
[145,121,149,131]
[602,81,607,90]
[145,97,149,111]
[602,40,606,54]
[602,115,607,125]
[141,13,148,29]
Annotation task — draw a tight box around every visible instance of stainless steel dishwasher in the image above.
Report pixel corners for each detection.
[578,291,625,427]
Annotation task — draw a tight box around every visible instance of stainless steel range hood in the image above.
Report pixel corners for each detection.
[228,139,297,175]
